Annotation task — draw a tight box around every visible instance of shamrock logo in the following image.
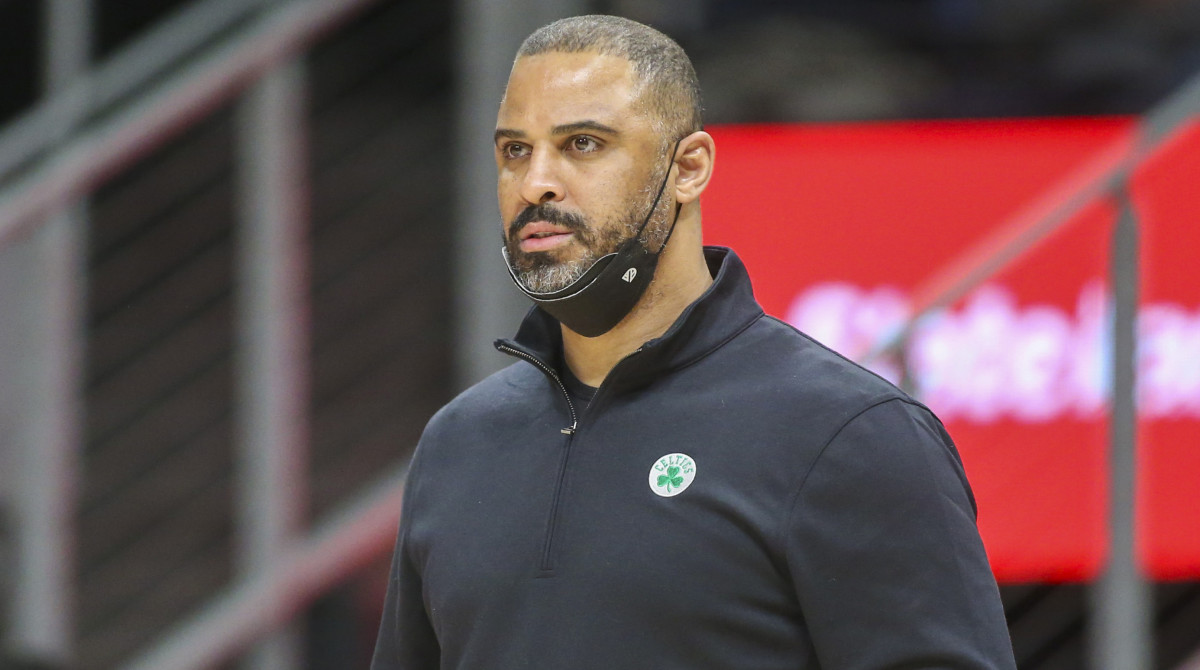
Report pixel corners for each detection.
[657,465,685,492]
[648,453,696,497]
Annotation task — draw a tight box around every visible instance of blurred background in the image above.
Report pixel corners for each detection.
[0,0,1197,668]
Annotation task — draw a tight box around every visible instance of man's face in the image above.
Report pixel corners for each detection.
[495,52,672,293]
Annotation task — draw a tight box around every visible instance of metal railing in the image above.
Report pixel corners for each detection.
[0,0,580,667]
[0,0,275,182]
[0,0,381,246]
[862,69,1200,670]
[120,463,408,670]
[862,71,1200,366]
[1,0,1197,666]
[0,0,382,667]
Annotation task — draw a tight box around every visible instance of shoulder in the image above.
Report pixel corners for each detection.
[717,313,920,430]
[746,318,965,488]
[430,361,543,424]
[408,361,550,464]
[761,314,902,390]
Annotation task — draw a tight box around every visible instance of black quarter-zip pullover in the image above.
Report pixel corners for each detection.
[372,247,1016,670]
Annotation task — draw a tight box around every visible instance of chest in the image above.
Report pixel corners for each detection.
[408,400,811,639]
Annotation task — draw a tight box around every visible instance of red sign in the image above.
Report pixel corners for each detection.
[702,118,1200,582]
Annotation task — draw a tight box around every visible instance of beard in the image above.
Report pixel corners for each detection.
[503,165,673,294]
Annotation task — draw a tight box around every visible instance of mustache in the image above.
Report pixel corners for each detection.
[508,204,588,240]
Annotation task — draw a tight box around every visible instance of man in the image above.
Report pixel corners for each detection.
[373,14,1016,669]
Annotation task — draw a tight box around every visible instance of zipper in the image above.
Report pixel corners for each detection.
[538,431,574,571]
[496,342,578,572]
[495,340,653,573]
[495,342,578,434]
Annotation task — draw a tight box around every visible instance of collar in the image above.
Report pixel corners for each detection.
[495,247,764,391]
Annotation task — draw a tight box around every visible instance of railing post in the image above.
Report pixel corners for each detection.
[234,60,311,670]
[0,0,90,665]
[1090,179,1152,670]
[0,209,86,668]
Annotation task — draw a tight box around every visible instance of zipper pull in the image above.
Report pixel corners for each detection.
[560,422,577,435]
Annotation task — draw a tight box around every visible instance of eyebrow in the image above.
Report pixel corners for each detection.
[551,120,620,137]
[494,128,525,144]
[494,120,621,145]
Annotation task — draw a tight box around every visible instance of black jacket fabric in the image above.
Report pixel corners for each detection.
[372,247,1016,670]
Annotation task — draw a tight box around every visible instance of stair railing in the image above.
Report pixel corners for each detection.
[862,68,1200,670]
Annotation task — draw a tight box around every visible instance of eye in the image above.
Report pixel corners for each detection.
[570,136,600,154]
[502,143,529,160]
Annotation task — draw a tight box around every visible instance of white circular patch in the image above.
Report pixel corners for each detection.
[648,453,697,497]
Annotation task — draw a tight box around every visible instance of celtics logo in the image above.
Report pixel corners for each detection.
[648,453,696,497]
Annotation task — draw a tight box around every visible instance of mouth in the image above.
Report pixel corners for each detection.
[518,221,575,252]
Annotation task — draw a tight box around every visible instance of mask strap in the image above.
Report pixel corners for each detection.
[655,202,685,255]
[631,138,684,248]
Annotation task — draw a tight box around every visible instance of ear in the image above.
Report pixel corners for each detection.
[673,131,715,205]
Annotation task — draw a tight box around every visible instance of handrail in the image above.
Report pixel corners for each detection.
[862,67,1200,367]
[855,67,1200,670]
[119,465,407,670]
[0,0,380,249]
[0,0,275,181]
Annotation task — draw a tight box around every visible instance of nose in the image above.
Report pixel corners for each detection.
[519,150,565,205]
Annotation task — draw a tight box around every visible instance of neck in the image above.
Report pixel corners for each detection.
[560,209,711,387]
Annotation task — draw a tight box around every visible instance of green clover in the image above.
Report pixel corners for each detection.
[657,465,684,492]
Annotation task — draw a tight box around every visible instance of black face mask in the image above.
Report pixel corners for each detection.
[502,140,683,338]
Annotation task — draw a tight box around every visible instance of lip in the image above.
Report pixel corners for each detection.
[518,221,575,252]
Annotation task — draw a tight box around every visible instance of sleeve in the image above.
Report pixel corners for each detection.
[371,457,440,670]
[785,398,1016,670]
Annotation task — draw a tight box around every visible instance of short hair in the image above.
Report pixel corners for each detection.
[515,15,703,146]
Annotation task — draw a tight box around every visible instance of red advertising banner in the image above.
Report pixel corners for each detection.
[701,118,1200,582]
[1134,121,1200,580]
